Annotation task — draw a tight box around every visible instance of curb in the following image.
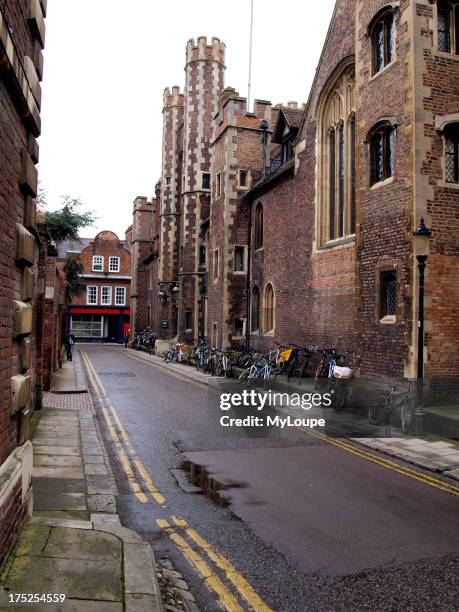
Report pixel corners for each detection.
[29,517,162,611]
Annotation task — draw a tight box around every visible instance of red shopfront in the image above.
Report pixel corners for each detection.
[68,306,130,343]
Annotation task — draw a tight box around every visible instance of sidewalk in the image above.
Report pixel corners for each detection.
[0,351,161,611]
[126,348,459,482]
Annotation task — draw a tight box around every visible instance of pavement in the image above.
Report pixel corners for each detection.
[126,347,459,482]
[0,350,161,611]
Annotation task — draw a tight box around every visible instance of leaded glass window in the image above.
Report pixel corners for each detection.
[445,124,459,183]
[437,1,459,54]
[371,125,394,185]
[372,13,395,74]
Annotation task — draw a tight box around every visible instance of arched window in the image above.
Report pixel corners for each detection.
[371,11,395,73]
[254,203,263,250]
[251,286,260,332]
[437,1,459,54]
[370,122,395,185]
[317,63,356,245]
[445,123,459,183]
[263,284,275,333]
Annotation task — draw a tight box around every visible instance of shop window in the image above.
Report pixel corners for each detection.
[71,314,103,338]
[380,270,397,318]
[92,256,103,272]
[87,285,97,305]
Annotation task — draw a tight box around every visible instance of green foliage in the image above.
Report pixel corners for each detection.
[44,196,96,243]
[64,258,85,303]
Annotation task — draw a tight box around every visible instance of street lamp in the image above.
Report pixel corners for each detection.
[412,218,431,435]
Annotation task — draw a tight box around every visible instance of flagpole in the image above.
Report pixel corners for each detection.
[247,0,254,112]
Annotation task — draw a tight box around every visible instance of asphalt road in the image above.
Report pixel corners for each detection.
[81,345,459,612]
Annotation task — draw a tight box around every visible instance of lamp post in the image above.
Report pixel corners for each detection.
[412,218,431,435]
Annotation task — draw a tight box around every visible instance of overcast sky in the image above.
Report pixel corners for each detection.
[38,0,336,238]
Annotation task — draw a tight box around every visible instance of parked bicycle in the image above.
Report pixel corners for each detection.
[215,350,232,377]
[134,329,157,354]
[238,356,274,388]
[368,381,415,433]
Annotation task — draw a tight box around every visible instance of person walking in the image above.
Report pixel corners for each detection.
[64,334,73,362]
[124,327,130,348]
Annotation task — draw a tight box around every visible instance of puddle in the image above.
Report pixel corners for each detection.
[179,459,247,508]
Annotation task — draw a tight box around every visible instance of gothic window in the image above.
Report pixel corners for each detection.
[318,65,356,245]
[437,1,459,54]
[263,284,275,333]
[254,203,264,250]
[380,270,397,318]
[445,123,459,183]
[370,123,394,185]
[251,286,260,332]
[372,12,395,73]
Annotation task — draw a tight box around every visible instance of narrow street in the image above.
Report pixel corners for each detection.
[81,345,459,612]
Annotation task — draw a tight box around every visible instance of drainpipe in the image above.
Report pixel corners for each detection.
[245,197,252,351]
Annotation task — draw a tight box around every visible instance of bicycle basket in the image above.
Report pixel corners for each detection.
[332,366,353,380]
[280,348,293,361]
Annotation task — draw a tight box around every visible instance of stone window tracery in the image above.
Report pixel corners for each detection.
[317,65,356,245]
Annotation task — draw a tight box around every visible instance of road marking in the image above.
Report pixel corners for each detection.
[304,429,459,497]
[156,519,244,612]
[123,350,209,391]
[81,351,166,505]
[172,516,273,611]
[80,351,148,503]
[82,350,271,611]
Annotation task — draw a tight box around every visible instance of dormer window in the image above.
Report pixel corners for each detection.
[282,136,294,164]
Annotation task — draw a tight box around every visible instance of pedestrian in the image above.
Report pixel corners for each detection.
[124,327,130,348]
[64,334,73,362]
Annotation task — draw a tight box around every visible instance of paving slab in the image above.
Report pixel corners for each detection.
[34,491,86,512]
[84,463,109,475]
[34,445,80,456]
[4,555,121,601]
[44,527,122,562]
[84,455,106,464]
[90,513,121,525]
[87,495,116,513]
[34,455,82,468]
[86,474,113,495]
[33,466,84,479]
[124,543,157,595]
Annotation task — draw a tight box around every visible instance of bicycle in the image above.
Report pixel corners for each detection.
[267,342,293,376]
[215,350,232,377]
[285,344,315,382]
[238,357,273,388]
[368,382,415,433]
[326,354,354,412]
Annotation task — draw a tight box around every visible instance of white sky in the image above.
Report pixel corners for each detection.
[38,0,336,238]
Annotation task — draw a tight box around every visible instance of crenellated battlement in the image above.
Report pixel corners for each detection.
[186,36,225,65]
[163,86,184,108]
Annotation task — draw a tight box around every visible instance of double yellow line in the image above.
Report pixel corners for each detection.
[80,350,272,612]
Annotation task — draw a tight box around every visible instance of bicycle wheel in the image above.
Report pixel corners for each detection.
[238,368,251,385]
[223,357,232,378]
[368,404,386,425]
[215,359,223,377]
[331,381,347,412]
[286,357,297,381]
[272,356,285,375]
[401,397,414,434]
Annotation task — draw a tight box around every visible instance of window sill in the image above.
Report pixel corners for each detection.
[379,315,396,325]
[432,50,459,62]
[263,330,274,337]
[317,235,356,251]
[232,335,246,341]
[233,271,247,275]
[254,247,264,254]
[437,181,459,190]
[369,59,397,82]
[370,176,394,190]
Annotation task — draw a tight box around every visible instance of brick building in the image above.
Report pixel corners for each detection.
[64,231,131,343]
[133,2,458,380]
[0,0,47,567]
